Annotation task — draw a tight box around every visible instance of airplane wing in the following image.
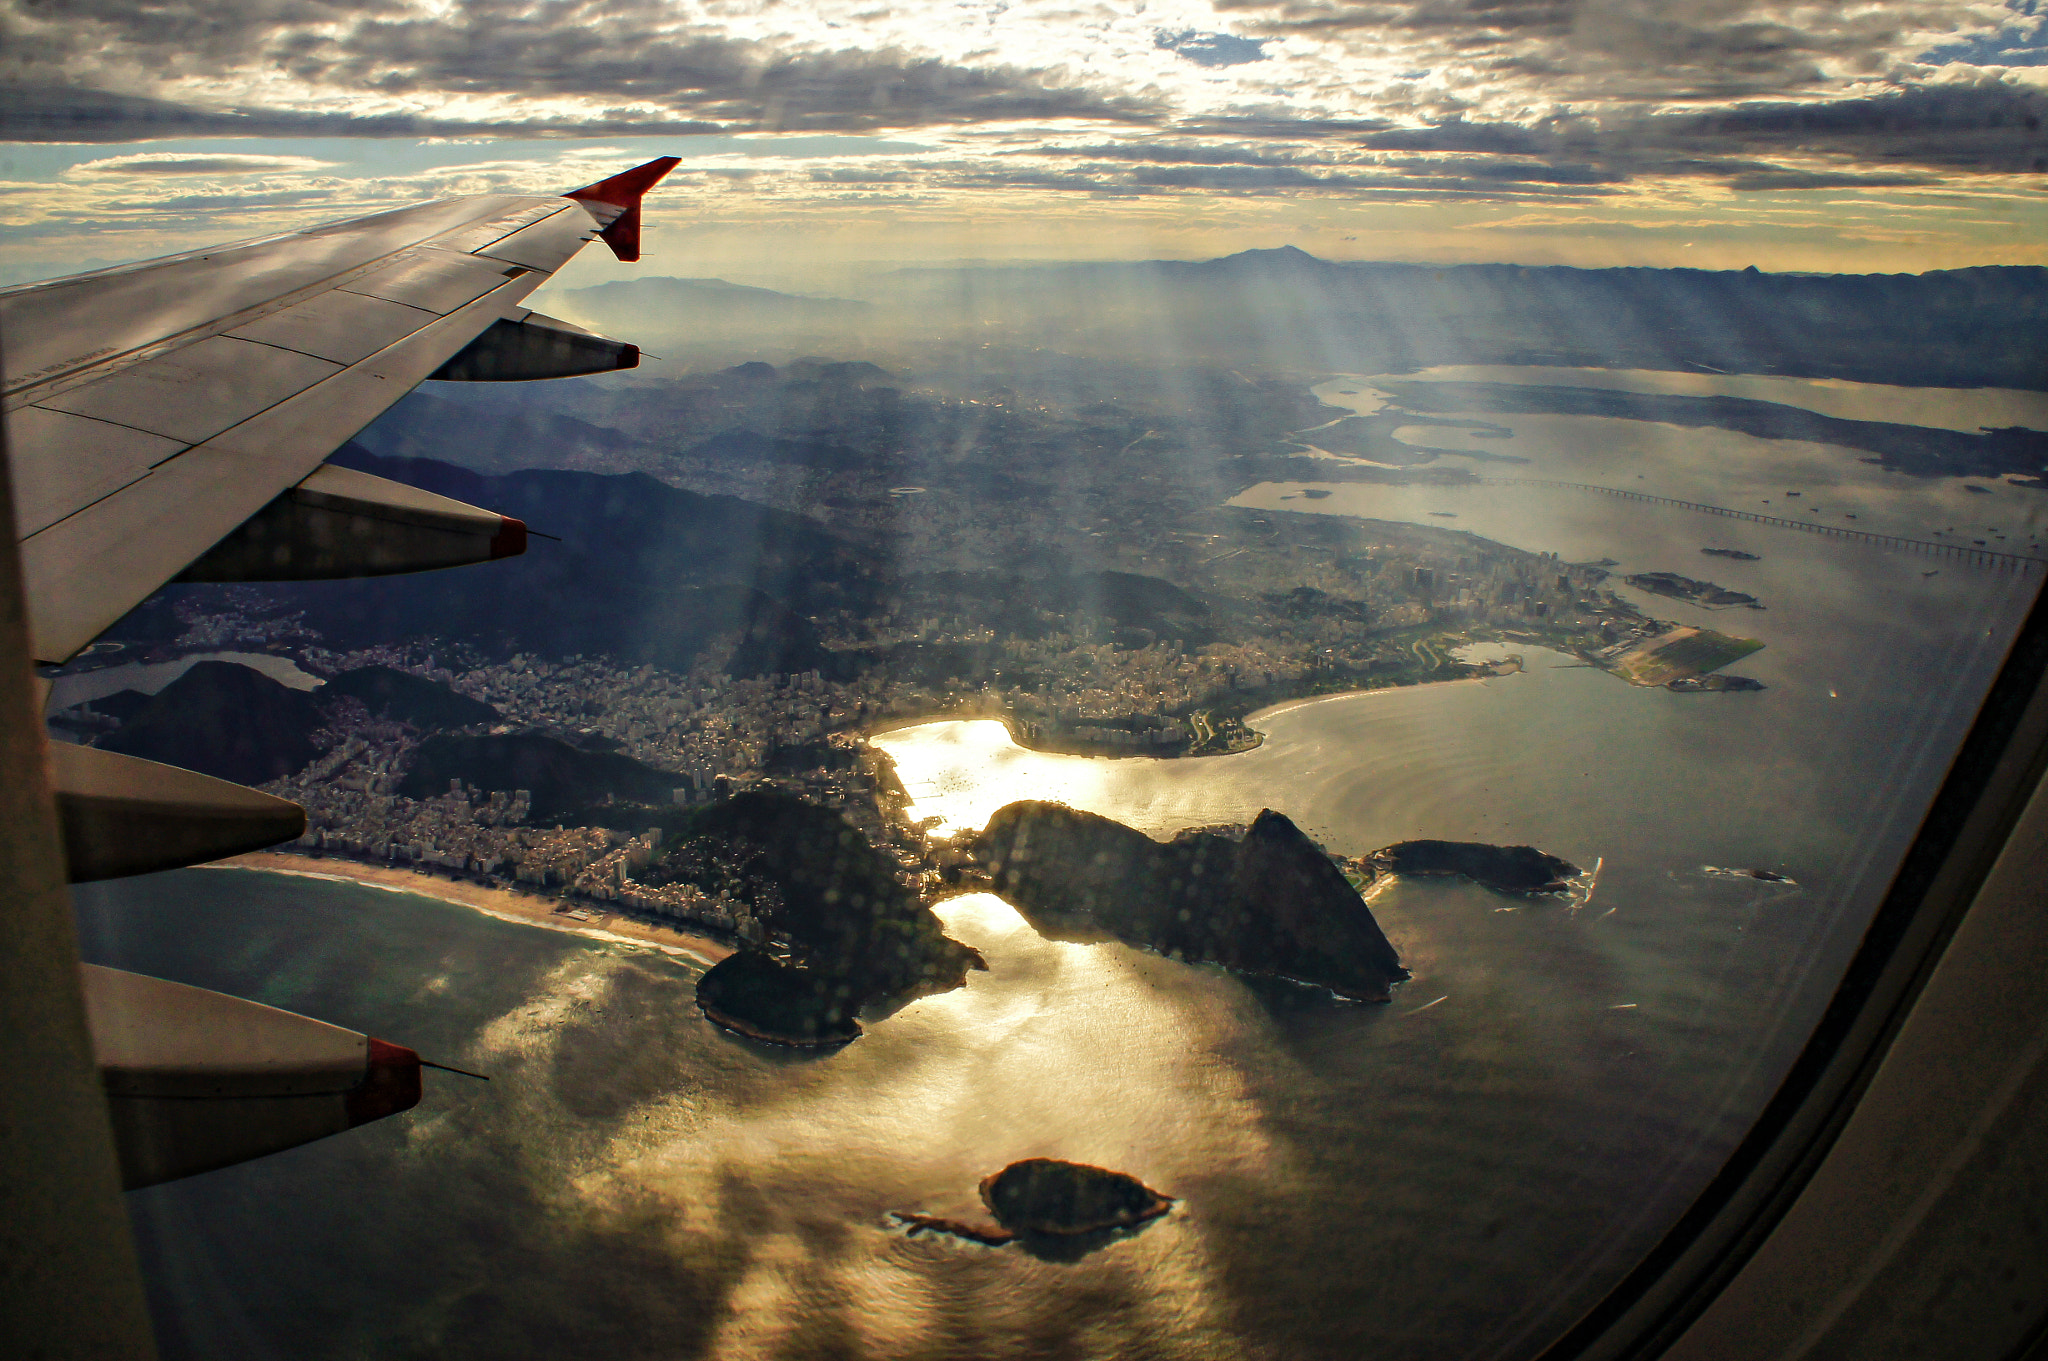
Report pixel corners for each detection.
[0,156,678,1189]
[3,155,679,665]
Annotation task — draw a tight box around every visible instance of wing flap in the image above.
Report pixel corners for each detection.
[471,207,601,272]
[339,247,524,315]
[20,283,537,661]
[6,408,184,539]
[1,194,553,399]
[35,335,343,446]
[224,290,437,366]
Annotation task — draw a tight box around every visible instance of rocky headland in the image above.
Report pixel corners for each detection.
[1366,840,1579,895]
[969,802,1408,1001]
[667,790,984,1045]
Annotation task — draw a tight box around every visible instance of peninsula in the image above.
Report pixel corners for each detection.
[643,790,984,1045]
[968,802,1408,1001]
[1595,624,1764,688]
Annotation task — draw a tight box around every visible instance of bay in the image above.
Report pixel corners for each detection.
[80,366,2045,1361]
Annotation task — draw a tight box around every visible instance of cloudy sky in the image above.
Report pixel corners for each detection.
[2,0,2045,286]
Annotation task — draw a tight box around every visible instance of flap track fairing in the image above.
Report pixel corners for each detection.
[176,462,525,583]
[51,743,306,883]
[83,965,422,1188]
[428,310,639,382]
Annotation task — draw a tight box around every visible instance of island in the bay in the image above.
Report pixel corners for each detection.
[1701,547,1761,561]
[1624,571,1762,610]
[1365,840,1579,895]
[893,1158,1175,1246]
[962,801,1409,1002]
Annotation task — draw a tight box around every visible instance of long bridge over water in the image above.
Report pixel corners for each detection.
[1475,478,2041,571]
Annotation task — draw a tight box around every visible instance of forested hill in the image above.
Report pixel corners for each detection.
[252,447,872,677]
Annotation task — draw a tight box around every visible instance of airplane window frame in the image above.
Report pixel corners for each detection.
[1538,572,2048,1361]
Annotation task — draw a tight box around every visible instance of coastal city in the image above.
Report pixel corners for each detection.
[52,491,1702,950]
[45,359,1760,950]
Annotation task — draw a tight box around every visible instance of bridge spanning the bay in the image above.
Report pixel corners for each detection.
[1476,478,2041,570]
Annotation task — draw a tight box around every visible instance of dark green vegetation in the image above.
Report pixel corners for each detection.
[397,731,679,819]
[650,791,983,1044]
[1381,381,2048,485]
[1669,674,1766,693]
[1624,572,1761,609]
[1366,840,1579,895]
[322,665,500,728]
[972,802,1408,1001]
[1650,631,1766,676]
[94,661,324,785]
[77,660,529,790]
[260,448,860,678]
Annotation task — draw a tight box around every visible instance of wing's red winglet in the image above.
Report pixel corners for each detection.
[563,156,682,263]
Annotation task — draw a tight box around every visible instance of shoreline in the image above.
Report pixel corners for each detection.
[695,998,859,1048]
[203,852,734,967]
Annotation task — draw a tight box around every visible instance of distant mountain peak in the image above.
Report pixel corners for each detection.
[1211,244,1327,269]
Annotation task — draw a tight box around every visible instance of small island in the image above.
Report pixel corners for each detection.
[1365,839,1579,895]
[968,802,1408,1001]
[894,1158,1175,1246]
[1624,571,1761,609]
[1701,547,1761,561]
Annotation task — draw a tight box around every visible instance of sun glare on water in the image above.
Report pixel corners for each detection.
[872,720,1135,837]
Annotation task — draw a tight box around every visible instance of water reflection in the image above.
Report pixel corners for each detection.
[1276,370,2048,554]
[1316,367,2048,434]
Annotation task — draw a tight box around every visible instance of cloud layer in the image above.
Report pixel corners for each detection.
[1,0,2043,273]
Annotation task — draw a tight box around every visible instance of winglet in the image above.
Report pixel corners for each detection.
[563,156,681,263]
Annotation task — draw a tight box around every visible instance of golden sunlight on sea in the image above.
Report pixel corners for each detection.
[523,892,1285,1361]
[871,720,1136,837]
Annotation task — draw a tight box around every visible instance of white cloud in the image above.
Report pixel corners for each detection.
[63,152,341,177]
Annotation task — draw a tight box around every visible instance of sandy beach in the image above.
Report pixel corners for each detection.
[203,852,734,968]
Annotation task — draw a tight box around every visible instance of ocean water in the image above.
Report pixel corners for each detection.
[77,370,2045,1360]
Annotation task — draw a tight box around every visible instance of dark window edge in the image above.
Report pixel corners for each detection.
[1535,566,2048,1361]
